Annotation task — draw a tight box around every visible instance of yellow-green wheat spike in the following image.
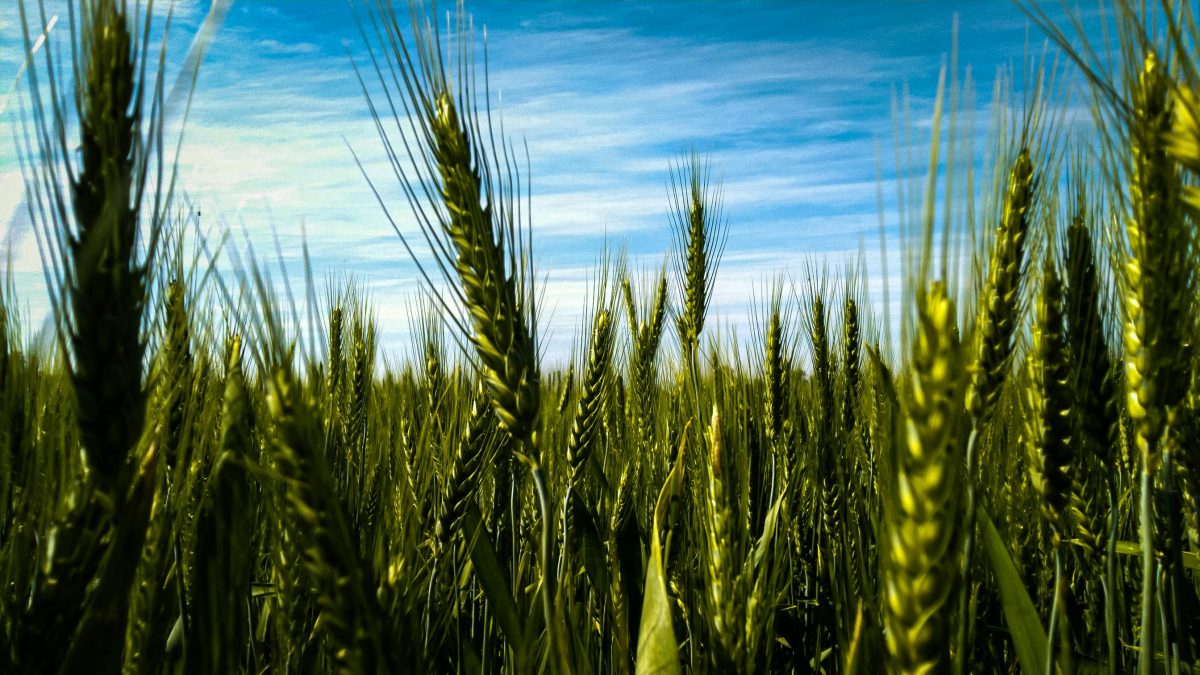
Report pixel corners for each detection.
[1124,51,1195,675]
[966,148,1035,420]
[1024,260,1074,542]
[885,281,964,675]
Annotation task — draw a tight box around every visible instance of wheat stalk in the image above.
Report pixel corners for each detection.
[955,148,1036,670]
[266,366,400,673]
[1025,260,1073,541]
[624,269,669,455]
[764,295,789,450]
[703,406,736,666]
[567,309,614,486]
[842,297,861,436]
[885,281,964,675]
[1065,196,1119,464]
[671,153,725,363]
[1123,52,1194,672]
[1024,258,1076,671]
[9,1,178,668]
[433,384,492,560]
[189,334,255,674]
[356,3,566,666]
[967,148,1036,419]
[18,0,161,496]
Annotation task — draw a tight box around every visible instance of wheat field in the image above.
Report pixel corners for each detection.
[1,1,1199,673]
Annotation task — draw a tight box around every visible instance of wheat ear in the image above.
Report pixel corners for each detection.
[885,281,964,675]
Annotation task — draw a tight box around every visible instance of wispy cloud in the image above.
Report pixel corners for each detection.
[0,0,1086,363]
[254,38,320,56]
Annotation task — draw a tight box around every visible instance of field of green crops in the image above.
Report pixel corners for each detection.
[2,0,1200,673]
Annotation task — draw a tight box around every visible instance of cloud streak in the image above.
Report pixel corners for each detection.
[0,0,1090,364]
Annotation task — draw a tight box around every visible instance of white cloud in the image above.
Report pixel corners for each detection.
[255,38,320,56]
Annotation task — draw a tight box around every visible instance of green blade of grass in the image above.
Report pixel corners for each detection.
[569,491,611,599]
[1113,541,1200,571]
[978,504,1048,674]
[463,502,525,654]
[635,427,688,675]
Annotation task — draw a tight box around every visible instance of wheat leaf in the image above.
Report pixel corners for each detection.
[463,503,525,653]
[979,504,1048,674]
[569,491,611,599]
[635,426,689,675]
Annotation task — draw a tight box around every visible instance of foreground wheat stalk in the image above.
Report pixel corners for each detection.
[956,147,1035,673]
[1123,51,1194,675]
[886,281,964,675]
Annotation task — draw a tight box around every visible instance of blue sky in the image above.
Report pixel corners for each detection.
[0,1,1091,365]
